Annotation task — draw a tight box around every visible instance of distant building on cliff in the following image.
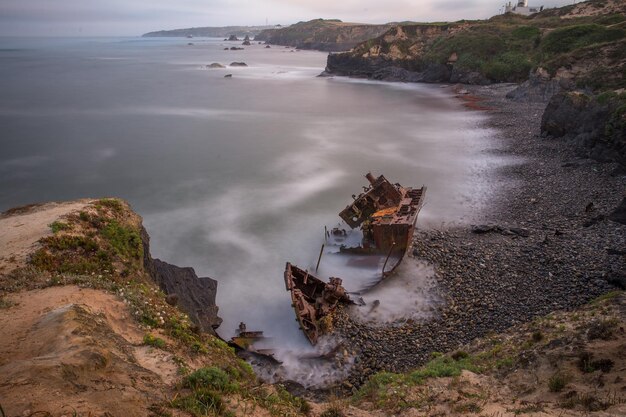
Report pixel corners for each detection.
[504,0,544,16]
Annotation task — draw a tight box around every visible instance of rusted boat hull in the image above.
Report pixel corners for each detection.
[284,262,351,345]
[338,173,426,284]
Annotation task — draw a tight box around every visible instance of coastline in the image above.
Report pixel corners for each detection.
[334,82,626,389]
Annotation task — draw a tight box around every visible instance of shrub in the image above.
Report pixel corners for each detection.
[172,388,224,416]
[587,319,617,340]
[548,373,567,392]
[482,51,533,82]
[143,333,166,349]
[512,25,540,39]
[184,367,236,392]
[95,198,124,213]
[49,221,71,234]
[101,220,143,259]
[542,24,625,55]
[320,405,345,417]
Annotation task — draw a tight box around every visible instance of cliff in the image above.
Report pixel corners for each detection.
[142,25,274,38]
[326,0,626,86]
[0,198,308,416]
[255,19,393,52]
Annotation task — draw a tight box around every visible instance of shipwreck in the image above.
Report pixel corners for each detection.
[284,262,353,345]
[336,172,426,280]
[284,173,426,344]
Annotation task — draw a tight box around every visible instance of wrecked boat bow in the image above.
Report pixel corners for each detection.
[284,262,353,345]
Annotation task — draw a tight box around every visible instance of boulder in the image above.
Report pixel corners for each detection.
[229,47,244,51]
[541,92,625,166]
[506,68,569,103]
[228,35,239,41]
[230,62,248,67]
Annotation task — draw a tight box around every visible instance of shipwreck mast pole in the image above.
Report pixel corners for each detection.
[381,242,396,278]
[315,244,325,272]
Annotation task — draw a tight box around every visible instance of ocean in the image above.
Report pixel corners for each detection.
[0,37,505,367]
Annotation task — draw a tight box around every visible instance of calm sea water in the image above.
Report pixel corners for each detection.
[0,37,504,353]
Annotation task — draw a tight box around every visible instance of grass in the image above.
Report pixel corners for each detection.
[172,366,308,417]
[49,220,71,234]
[101,219,143,259]
[354,354,481,411]
[541,23,625,55]
[143,333,166,349]
[172,388,226,416]
[548,372,567,392]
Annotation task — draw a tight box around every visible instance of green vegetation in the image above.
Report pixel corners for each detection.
[541,24,625,55]
[172,388,226,416]
[184,367,238,393]
[143,333,166,349]
[548,372,568,392]
[354,354,482,411]
[172,366,308,417]
[95,198,124,214]
[347,3,626,87]
[49,220,71,234]
[101,220,143,259]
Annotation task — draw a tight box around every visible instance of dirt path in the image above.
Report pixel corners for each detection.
[0,199,94,275]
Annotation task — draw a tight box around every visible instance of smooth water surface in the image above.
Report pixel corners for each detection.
[0,37,504,352]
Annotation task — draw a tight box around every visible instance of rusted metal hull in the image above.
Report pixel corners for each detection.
[284,262,352,345]
[339,174,426,285]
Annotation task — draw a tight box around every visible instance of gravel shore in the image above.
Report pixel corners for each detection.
[335,83,626,389]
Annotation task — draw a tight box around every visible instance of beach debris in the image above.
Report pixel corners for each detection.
[230,322,276,358]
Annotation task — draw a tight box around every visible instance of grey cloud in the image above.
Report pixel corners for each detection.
[0,0,579,36]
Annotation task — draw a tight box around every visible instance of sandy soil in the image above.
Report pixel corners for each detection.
[0,286,172,416]
[0,199,94,275]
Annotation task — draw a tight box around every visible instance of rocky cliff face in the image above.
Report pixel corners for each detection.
[0,198,280,416]
[541,91,626,167]
[256,19,392,51]
[140,226,222,335]
[147,257,222,334]
[325,1,626,86]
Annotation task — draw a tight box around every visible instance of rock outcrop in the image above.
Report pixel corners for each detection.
[149,259,222,333]
[541,91,626,166]
[325,1,626,86]
[256,19,392,52]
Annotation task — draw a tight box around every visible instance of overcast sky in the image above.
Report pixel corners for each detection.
[0,0,578,36]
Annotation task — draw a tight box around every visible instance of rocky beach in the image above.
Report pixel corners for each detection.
[333,82,625,389]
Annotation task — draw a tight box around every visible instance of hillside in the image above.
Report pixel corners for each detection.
[326,0,626,88]
[142,25,275,38]
[314,291,626,417]
[255,19,394,52]
[325,0,626,167]
[0,199,309,416]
